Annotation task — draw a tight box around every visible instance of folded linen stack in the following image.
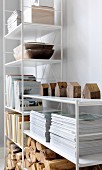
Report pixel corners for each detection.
[50,112,102,157]
[7,10,21,33]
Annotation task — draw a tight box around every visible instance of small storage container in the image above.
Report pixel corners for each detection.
[24,6,54,25]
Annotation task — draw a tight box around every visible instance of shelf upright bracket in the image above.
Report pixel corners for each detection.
[21,0,25,168]
[61,0,63,82]
[75,100,79,170]
[60,0,63,112]
[3,0,6,167]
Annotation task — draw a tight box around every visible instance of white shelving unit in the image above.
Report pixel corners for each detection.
[5,23,61,40]
[7,136,23,150]
[23,95,102,106]
[3,0,63,169]
[5,106,30,115]
[4,0,102,170]
[5,59,61,67]
[23,95,102,169]
[24,130,102,168]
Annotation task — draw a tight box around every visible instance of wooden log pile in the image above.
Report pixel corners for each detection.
[6,138,102,170]
[6,139,22,170]
[24,137,75,170]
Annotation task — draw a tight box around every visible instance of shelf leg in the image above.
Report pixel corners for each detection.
[75,101,79,170]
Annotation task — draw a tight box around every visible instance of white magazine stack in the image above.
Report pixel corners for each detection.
[7,10,21,33]
[30,110,59,142]
[50,112,102,157]
[14,80,41,111]
[5,75,42,111]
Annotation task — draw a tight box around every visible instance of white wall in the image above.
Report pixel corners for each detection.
[65,0,102,94]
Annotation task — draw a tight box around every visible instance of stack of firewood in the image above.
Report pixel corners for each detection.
[6,139,22,170]
[24,137,75,170]
[5,138,102,170]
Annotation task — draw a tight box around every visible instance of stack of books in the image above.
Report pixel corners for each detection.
[7,10,21,33]
[50,112,102,157]
[30,110,59,142]
[6,112,30,146]
[6,75,42,111]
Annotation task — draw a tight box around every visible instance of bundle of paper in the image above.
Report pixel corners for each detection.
[14,80,42,111]
[50,112,102,156]
[30,110,59,142]
[5,74,42,111]
[7,10,21,33]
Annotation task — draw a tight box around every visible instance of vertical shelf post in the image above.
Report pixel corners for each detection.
[3,0,6,167]
[61,0,63,112]
[61,0,63,82]
[21,0,24,168]
[75,101,79,170]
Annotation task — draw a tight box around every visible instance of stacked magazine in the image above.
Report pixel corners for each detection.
[50,112,102,157]
[30,110,59,142]
[7,10,21,33]
[6,75,42,111]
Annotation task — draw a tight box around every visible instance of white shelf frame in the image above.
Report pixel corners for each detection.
[5,106,30,115]
[4,23,61,40]
[3,0,63,170]
[5,59,61,67]
[24,130,102,168]
[6,135,22,150]
[23,95,102,106]
[4,0,102,169]
[23,95,102,169]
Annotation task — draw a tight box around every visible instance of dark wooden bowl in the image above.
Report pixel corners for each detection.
[26,49,54,59]
[14,49,54,60]
[25,42,54,50]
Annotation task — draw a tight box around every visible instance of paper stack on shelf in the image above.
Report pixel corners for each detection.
[50,112,102,157]
[7,10,21,33]
[6,75,42,111]
[30,110,59,142]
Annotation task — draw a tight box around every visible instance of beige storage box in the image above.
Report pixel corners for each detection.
[24,6,54,25]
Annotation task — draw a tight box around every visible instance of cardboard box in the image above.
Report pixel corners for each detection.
[67,82,81,98]
[24,6,54,25]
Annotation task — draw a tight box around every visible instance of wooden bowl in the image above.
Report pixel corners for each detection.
[25,42,54,50]
[14,49,54,60]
